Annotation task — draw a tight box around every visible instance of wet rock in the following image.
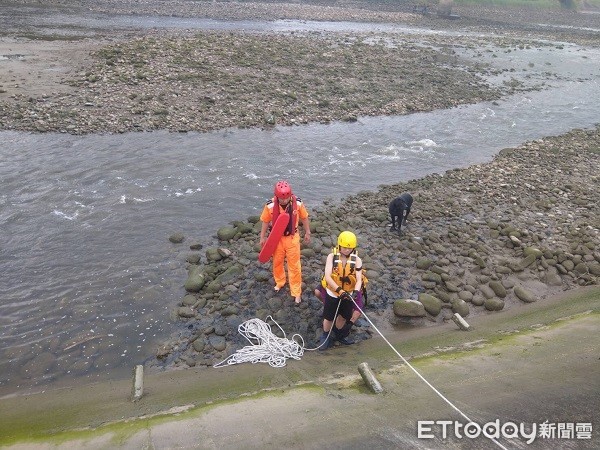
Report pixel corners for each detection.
[509,235,522,246]
[520,254,538,269]
[433,289,452,303]
[205,248,223,262]
[215,265,244,284]
[181,294,197,306]
[416,258,433,270]
[479,284,496,299]
[193,297,208,309]
[514,286,536,303]
[169,233,185,244]
[217,248,233,258]
[423,272,442,284]
[205,280,222,294]
[393,299,426,317]
[186,253,201,264]
[192,339,205,352]
[471,294,485,306]
[484,298,505,311]
[254,270,271,282]
[543,268,563,286]
[458,290,474,302]
[178,306,196,318]
[208,335,227,352]
[473,256,486,268]
[268,297,284,310]
[220,306,239,317]
[233,221,255,235]
[496,266,512,274]
[217,227,237,241]
[184,266,206,292]
[489,281,507,298]
[213,324,227,336]
[523,247,543,259]
[156,344,172,360]
[451,298,470,317]
[20,352,56,378]
[418,293,443,316]
[444,280,460,292]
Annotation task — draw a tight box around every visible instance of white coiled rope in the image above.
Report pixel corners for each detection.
[213,316,307,368]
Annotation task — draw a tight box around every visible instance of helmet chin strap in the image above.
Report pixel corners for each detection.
[337,247,355,256]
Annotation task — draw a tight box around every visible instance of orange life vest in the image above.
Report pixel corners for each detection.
[321,248,368,294]
[271,195,298,236]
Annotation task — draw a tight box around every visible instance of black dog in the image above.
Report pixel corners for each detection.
[389,193,413,234]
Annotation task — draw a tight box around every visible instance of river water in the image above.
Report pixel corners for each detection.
[1,18,599,397]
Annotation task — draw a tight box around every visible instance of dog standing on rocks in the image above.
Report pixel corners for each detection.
[389,193,413,234]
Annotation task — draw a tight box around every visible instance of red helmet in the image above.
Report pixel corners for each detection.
[274,180,292,200]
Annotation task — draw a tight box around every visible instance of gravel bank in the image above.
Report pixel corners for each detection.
[1,1,599,134]
[0,31,507,134]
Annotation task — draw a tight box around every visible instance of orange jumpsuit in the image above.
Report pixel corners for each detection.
[260,197,309,297]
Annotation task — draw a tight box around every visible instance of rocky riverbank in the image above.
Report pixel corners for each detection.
[1,1,599,134]
[156,126,599,369]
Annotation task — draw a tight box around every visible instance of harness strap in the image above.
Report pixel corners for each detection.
[271,195,298,236]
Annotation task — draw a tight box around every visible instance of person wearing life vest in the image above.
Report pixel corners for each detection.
[260,181,311,304]
[317,231,364,350]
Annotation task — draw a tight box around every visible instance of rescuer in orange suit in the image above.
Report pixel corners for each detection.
[260,181,311,304]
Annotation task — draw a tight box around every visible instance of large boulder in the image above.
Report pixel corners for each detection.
[205,247,223,262]
[451,299,470,317]
[514,286,536,303]
[184,266,206,292]
[523,247,543,259]
[484,298,505,311]
[215,264,244,284]
[168,232,185,243]
[418,293,443,316]
[489,281,507,298]
[217,226,237,241]
[393,299,426,317]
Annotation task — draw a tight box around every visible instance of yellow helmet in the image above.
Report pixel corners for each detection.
[337,231,357,249]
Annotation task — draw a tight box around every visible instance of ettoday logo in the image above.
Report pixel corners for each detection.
[417,420,593,444]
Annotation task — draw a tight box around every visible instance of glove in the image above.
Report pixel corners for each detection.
[339,291,352,302]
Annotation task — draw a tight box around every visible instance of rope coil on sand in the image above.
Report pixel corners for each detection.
[213,316,306,368]
[213,301,342,368]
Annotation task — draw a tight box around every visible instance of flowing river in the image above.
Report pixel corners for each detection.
[1,17,599,397]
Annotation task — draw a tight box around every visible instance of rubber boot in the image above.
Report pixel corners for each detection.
[318,331,332,351]
[333,327,354,345]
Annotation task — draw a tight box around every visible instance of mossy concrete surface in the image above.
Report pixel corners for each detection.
[1,286,598,448]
